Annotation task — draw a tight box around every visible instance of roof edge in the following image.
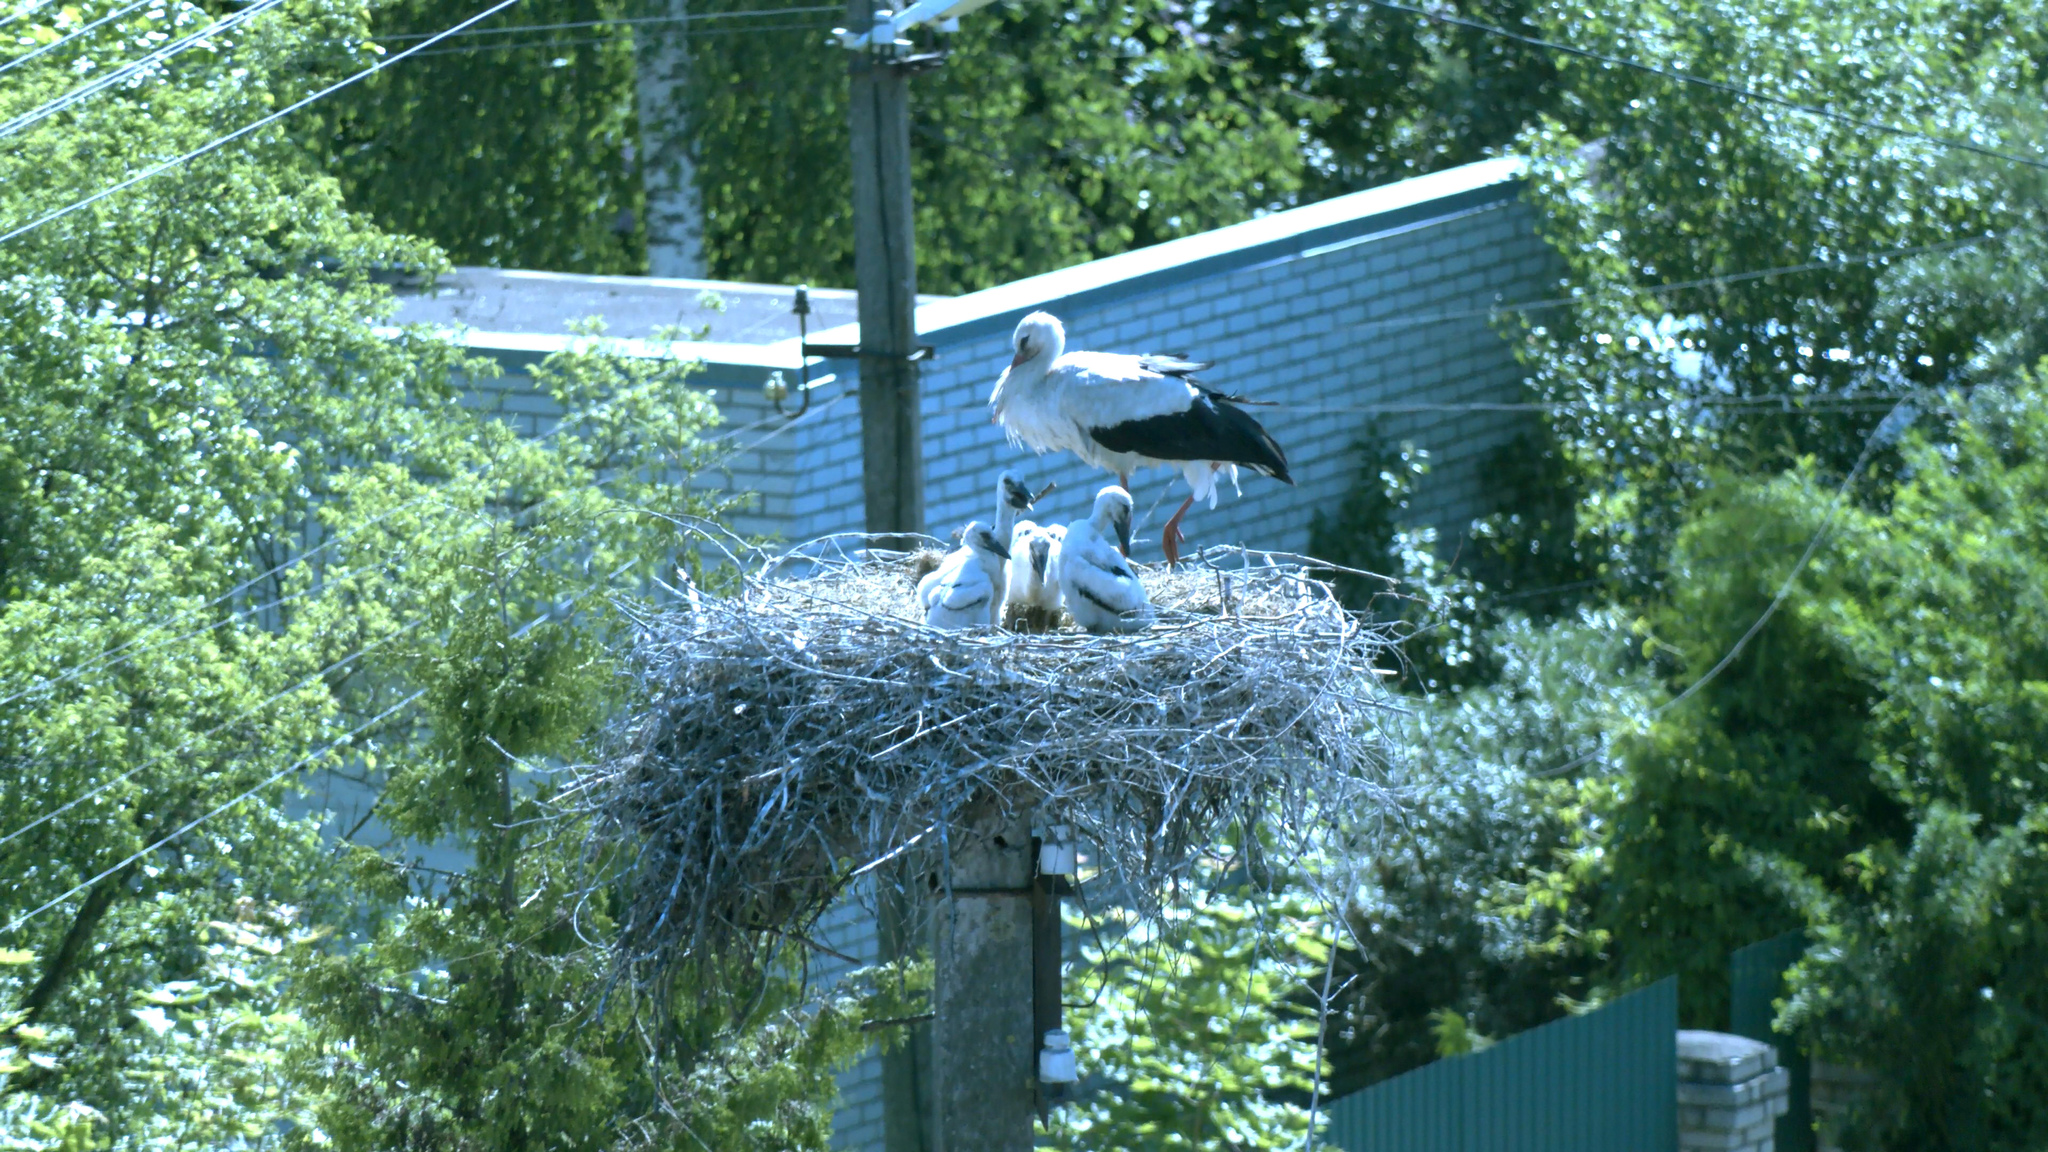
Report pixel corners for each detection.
[373,326,817,370]
[800,155,1525,352]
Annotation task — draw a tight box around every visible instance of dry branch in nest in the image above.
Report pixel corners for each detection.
[571,535,1403,985]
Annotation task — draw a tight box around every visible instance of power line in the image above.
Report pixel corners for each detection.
[1267,232,2000,348]
[403,21,829,57]
[1526,397,1916,780]
[0,0,155,79]
[1,691,423,937]
[1360,0,2048,174]
[372,3,836,42]
[0,502,440,708]
[0,555,400,709]
[0,621,423,850]
[0,0,290,144]
[0,324,784,710]
[1267,392,1938,417]
[0,383,771,860]
[1658,399,1907,713]
[0,0,57,32]
[2,550,636,936]
[0,0,528,245]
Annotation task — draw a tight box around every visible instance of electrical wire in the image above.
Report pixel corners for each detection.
[0,321,789,712]
[0,500,441,710]
[371,3,836,42]
[1265,391,1942,417]
[1524,396,1916,780]
[1359,0,2048,174]
[0,0,156,79]
[1314,232,1998,343]
[0,0,58,33]
[0,620,423,849]
[401,21,828,57]
[0,690,423,937]
[0,0,289,144]
[0,555,401,709]
[2,555,631,935]
[0,0,528,245]
[1657,399,1906,712]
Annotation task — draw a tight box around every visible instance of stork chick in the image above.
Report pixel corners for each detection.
[1004,520,1066,632]
[1058,487,1151,634]
[918,521,1011,629]
[995,469,1036,542]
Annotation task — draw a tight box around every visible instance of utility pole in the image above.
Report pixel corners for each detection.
[845,1,925,545]
[927,805,1038,1152]
[832,6,1042,1149]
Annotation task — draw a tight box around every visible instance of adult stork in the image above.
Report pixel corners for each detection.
[989,311,1293,565]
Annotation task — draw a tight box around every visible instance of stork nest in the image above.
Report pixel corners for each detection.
[573,535,1402,980]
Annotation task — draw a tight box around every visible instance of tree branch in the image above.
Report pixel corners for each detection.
[16,862,137,1025]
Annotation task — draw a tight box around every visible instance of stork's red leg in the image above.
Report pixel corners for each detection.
[1161,494,1197,568]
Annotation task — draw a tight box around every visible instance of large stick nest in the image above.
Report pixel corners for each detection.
[575,536,1401,978]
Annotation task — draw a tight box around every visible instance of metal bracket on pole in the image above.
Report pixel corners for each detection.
[831,0,998,51]
[802,342,935,361]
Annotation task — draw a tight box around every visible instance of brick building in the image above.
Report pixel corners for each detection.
[401,156,1558,564]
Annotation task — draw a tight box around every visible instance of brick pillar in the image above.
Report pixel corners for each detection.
[1678,1031,1792,1152]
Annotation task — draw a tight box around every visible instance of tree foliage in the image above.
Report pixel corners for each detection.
[314,0,647,273]
[1305,5,2048,1148]
[310,0,1580,291]
[1051,875,1326,1152]
[0,3,898,1146]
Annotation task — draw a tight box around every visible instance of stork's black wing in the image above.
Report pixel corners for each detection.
[1087,391,1293,483]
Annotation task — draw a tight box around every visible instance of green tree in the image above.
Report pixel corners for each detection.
[1203,0,1564,196]
[1509,0,2048,583]
[1763,378,2048,1149]
[312,0,647,274]
[0,3,896,1145]
[1051,875,1326,1152]
[685,0,1310,294]
[1321,609,1651,1094]
[1306,3,2048,1122]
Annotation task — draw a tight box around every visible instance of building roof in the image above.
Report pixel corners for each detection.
[806,156,1525,352]
[403,155,1523,371]
[387,268,944,369]
[391,267,851,346]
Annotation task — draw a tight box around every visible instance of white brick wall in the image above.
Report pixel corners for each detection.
[826,194,1559,561]
[463,160,1556,567]
[803,888,889,1152]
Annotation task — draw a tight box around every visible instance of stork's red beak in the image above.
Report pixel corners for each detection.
[1008,348,1029,370]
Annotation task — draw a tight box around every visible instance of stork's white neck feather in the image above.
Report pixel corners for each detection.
[990,313,1066,424]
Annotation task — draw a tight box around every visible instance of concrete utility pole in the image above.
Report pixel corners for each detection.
[833,7,1038,1148]
[927,806,1038,1152]
[844,1,925,544]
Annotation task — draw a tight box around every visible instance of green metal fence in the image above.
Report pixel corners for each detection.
[1321,977,1677,1152]
[1729,930,1812,1152]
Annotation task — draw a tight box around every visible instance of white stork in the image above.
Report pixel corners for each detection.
[1058,487,1151,634]
[989,310,1293,565]
[1005,519,1064,619]
[994,469,1036,542]
[917,520,1010,629]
